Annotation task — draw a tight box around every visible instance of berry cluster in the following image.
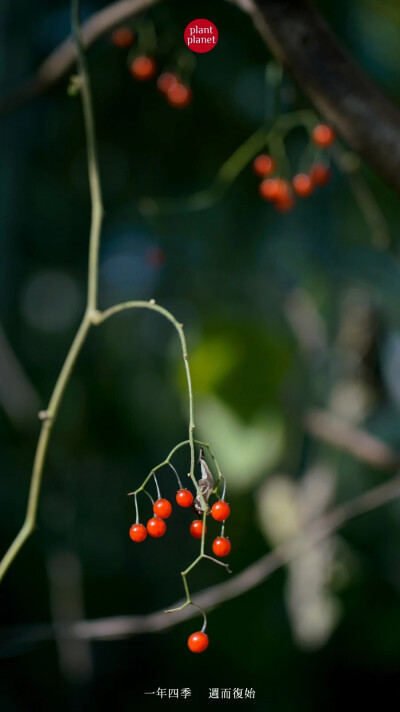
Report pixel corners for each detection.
[111,26,192,108]
[254,123,334,213]
[128,446,231,652]
[129,490,231,557]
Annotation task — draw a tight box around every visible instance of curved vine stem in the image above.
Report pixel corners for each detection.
[93,301,196,478]
[0,0,195,582]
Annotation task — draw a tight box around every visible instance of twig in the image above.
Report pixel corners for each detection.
[0,0,194,583]
[3,0,400,193]
[0,0,159,117]
[304,408,400,471]
[3,470,400,647]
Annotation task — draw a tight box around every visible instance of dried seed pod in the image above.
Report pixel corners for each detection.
[193,450,215,515]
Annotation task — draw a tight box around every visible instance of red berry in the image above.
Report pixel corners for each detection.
[259,177,279,201]
[130,56,157,81]
[292,173,313,197]
[275,178,291,203]
[253,154,276,178]
[176,489,194,507]
[157,72,178,94]
[310,162,331,187]
[145,246,166,269]
[167,83,192,108]
[147,517,166,538]
[188,631,209,653]
[111,27,135,48]
[190,520,206,539]
[129,523,147,542]
[212,536,231,557]
[275,195,295,213]
[153,498,172,519]
[312,124,335,148]
[211,501,231,522]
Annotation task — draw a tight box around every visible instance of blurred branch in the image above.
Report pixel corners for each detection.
[0,1,196,583]
[46,550,93,682]
[3,0,400,193]
[3,470,400,648]
[0,0,159,117]
[232,0,400,193]
[304,408,400,470]
[330,145,392,252]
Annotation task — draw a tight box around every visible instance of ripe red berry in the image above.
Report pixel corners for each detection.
[147,517,166,538]
[157,71,178,94]
[167,83,192,108]
[130,56,157,81]
[292,173,313,197]
[145,246,166,269]
[311,124,335,148]
[275,195,295,213]
[153,498,172,519]
[275,178,291,203]
[129,523,147,542]
[176,489,194,507]
[310,162,332,187]
[188,631,209,653]
[190,520,206,539]
[259,177,279,201]
[253,154,276,178]
[212,536,231,557]
[211,501,231,521]
[111,27,135,48]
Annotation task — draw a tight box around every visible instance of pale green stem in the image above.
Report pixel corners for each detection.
[71,0,104,311]
[0,0,101,583]
[0,1,196,583]
[95,301,198,486]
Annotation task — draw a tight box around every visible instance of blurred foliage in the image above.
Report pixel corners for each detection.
[2,0,400,710]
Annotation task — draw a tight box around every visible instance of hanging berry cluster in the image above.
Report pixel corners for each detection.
[111,25,193,108]
[128,442,231,653]
[254,123,334,213]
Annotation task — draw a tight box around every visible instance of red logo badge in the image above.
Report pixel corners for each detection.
[184,19,219,54]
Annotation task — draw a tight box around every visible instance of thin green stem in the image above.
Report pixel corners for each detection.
[153,473,161,500]
[0,1,197,583]
[95,301,196,477]
[168,462,183,489]
[0,0,102,582]
[71,0,104,311]
[139,110,315,216]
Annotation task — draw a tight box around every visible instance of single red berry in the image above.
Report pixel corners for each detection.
[157,71,178,94]
[145,246,166,269]
[292,173,313,197]
[275,195,295,213]
[275,178,291,203]
[111,27,135,48]
[153,498,172,519]
[147,517,166,538]
[188,631,209,653]
[190,520,206,539]
[310,162,332,187]
[176,489,194,508]
[311,124,335,148]
[129,523,147,542]
[167,82,192,108]
[130,56,157,81]
[253,154,276,178]
[259,177,279,202]
[211,501,231,521]
[212,536,232,557]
